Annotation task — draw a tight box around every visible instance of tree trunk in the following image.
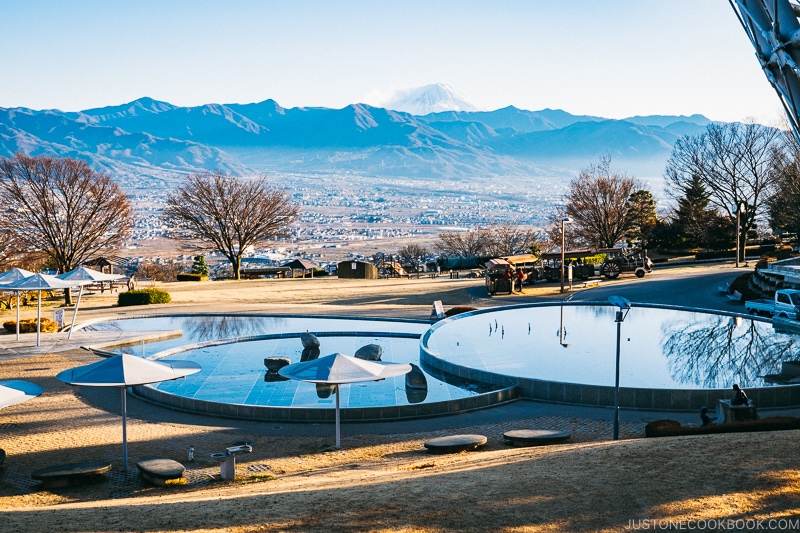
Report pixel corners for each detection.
[233,255,242,280]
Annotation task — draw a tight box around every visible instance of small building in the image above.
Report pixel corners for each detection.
[282,259,318,278]
[337,260,378,279]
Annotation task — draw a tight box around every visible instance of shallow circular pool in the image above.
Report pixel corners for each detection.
[421,303,800,410]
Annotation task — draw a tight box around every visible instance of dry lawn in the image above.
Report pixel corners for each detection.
[1,272,800,532]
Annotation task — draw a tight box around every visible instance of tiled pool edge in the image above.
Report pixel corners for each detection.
[421,303,800,412]
[132,384,519,422]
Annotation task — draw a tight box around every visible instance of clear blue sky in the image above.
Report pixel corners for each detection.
[0,1,784,124]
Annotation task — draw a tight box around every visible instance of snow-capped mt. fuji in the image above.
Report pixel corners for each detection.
[383,83,479,115]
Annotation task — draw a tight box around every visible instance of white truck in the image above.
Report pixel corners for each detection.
[744,289,800,319]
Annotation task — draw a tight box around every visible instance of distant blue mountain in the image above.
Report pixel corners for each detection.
[0,97,713,183]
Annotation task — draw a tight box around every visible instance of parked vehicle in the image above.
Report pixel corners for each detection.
[502,254,543,285]
[597,248,653,279]
[485,258,514,295]
[744,289,800,319]
[536,249,597,283]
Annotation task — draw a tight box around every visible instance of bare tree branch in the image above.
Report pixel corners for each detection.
[163,171,298,280]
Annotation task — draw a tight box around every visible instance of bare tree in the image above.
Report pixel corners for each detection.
[397,244,430,267]
[665,122,783,260]
[436,229,487,266]
[542,207,586,253]
[768,130,800,236]
[564,158,645,249]
[0,153,133,304]
[482,222,540,257]
[164,171,298,280]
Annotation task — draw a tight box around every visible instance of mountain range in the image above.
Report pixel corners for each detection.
[0,86,715,187]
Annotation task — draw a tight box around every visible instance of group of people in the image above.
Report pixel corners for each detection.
[502,268,526,292]
[699,384,749,426]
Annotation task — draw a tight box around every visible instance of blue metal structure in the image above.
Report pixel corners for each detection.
[730,0,800,138]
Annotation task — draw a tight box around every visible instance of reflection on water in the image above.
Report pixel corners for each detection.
[155,335,495,408]
[662,315,800,388]
[85,315,429,358]
[427,305,800,389]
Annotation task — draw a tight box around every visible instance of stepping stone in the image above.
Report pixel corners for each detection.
[31,461,112,489]
[0,448,5,467]
[503,429,571,447]
[424,434,487,454]
[136,456,186,486]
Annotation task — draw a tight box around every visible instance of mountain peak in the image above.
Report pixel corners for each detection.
[382,84,479,116]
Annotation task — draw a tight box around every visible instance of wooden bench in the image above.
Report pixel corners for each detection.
[423,434,487,454]
[136,457,186,486]
[31,461,112,489]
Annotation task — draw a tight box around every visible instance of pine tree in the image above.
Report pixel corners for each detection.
[674,174,714,249]
[191,254,210,276]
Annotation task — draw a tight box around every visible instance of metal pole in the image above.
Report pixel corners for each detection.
[560,220,566,293]
[613,315,621,440]
[15,291,20,341]
[735,207,741,268]
[36,290,41,347]
[68,285,83,339]
[335,384,341,449]
[121,387,128,471]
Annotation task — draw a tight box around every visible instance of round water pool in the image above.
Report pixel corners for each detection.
[421,303,800,410]
[85,314,514,421]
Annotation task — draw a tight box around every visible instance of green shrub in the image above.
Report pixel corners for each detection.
[176,273,209,282]
[118,288,171,307]
[645,416,800,438]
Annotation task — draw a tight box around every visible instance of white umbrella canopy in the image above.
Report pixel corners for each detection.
[57,267,128,338]
[0,380,44,409]
[0,268,35,285]
[279,353,412,448]
[4,273,80,346]
[57,354,202,470]
[0,269,36,341]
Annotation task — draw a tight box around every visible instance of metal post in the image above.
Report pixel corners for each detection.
[335,384,341,449]
[613,314,621,440]
[560,219,567,293]
[735,206,741,268]
[121,387,128,471]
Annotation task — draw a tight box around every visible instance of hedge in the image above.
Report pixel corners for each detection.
[118,288,172,307]
[645,416,800,438]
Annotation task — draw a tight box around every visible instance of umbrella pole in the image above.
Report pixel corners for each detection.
[15,292,20,340]
[335,384,340,449]
[36,290,41,347]
[121,387,129,471]
[67,286,83,339]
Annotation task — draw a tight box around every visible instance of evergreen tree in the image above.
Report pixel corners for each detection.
[191,254,210,276]
[674,174,713,249]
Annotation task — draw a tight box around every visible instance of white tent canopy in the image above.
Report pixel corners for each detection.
[4,273,80,346]
[57,354,201,470]
[0,268,37,341]
[279,353,411,448]
[57,267,128,338]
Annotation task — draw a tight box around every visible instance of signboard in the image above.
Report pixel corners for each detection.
[53,308,64,329]
[431,300,446,320]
